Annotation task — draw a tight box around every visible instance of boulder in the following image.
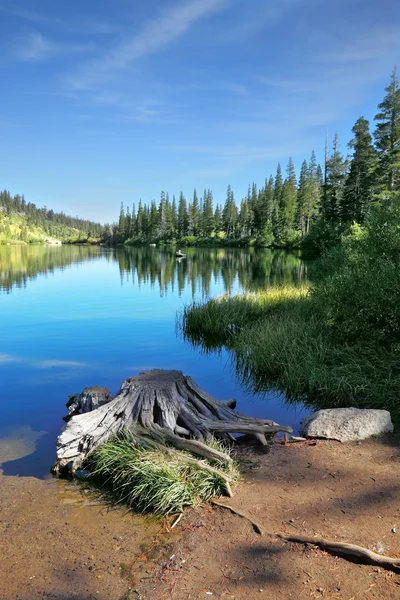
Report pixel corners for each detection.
[300,408,394,442]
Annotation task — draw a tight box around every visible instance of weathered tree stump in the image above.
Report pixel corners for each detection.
[53,369,292,474]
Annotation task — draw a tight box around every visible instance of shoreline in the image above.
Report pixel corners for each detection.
[1,434,399,599]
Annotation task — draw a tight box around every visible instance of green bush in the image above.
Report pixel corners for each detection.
[311,198,400,346]
[301,218,342,258]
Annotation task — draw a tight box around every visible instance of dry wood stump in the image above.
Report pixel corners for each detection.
[53,369,292,474]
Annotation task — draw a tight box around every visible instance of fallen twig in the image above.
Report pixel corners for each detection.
[171,513,183,529]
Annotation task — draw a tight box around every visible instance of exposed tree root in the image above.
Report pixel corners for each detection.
[277,533,400,569]
[208,504,400,570]
[210,500,263,535]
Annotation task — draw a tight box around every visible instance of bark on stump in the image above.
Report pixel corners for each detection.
[53,369,292,474]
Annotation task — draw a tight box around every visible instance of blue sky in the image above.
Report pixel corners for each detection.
[1,0,399,223]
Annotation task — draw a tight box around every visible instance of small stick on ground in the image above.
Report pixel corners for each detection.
[171,513,183,529]
[211,500,263,535]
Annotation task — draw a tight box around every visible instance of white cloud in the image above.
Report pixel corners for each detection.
[217,0,323,44]
[0,5,64,27]
[66,0,227,89]
[315,27,400,64]
[0,353,19,364]
[0,353,91,369]
[0,5,115,35]
[16,32,52,61]
[14,32,96,62]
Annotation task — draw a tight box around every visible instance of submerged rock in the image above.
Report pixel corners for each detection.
[300,408,394,442]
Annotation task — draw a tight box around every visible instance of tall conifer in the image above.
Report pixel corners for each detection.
[374,66,400,193]
[342,117,377,223]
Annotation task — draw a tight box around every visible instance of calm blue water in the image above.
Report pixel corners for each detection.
[0,245,309,477]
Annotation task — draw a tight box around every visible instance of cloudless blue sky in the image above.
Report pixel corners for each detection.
[1,0,399,223]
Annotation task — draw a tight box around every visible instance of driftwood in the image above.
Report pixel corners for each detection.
[53,369,292,474]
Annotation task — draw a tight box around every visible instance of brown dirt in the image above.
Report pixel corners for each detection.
[1,435,400,600]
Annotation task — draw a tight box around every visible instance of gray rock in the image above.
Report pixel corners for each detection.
[300,408,394,442]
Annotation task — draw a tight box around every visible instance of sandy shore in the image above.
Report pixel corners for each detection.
[1,434,399,599]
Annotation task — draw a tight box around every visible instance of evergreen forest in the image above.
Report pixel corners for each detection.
[115,67,400,255]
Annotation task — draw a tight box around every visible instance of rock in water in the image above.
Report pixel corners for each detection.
[300,408,394,442]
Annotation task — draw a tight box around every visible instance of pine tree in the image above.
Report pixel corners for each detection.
[322,134,347,224]
[188,189,200,236]
[374,66,400,193]
[249,183,257,236]
[297,160,308,236]
[272,163,283,240]
[158,192,167,238]
[171,195,178,236]
[222,185,238,238]
[214,204,222,233]
[178,192,188,237]
[239,197,251,237]
[280,157,298,242]
[164,194,174,239]
[316,164,324,190]
[150,200,159,239]
[118,202,127,240]
[298,151,322,236]
[202,189,215,237]
[342,117,377,224]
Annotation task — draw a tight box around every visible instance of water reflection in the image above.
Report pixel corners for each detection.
[1,245,307,297]
[116,246,307,297]
[0,244,104,293]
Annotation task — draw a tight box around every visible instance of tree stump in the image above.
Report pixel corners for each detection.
[53,369,292,474]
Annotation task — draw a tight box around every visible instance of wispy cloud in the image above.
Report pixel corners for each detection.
[0,5,115,35]
[0,353,91,369]
[0,353,19,364]
[0,5,65,27]
[316,27,400,64]
[217,0,323,44]
[13,32,96,62]
[66,0,227,90]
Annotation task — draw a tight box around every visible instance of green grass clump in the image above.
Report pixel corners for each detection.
[182,285,309,349]
[86,434,239,516]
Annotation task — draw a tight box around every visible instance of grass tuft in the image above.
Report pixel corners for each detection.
[85,433,239,516]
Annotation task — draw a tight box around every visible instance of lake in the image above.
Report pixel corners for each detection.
[0,245,309,478]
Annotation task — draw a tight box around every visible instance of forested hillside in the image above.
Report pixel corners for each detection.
[115,67,399,251]
[0,190,108,245]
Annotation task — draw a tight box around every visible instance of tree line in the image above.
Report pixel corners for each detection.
[115,67,400,252]
[0,190,107,243]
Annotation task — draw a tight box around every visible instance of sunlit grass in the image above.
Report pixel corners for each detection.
[181,284,309,349]
[181,284,400,422]
[86,434,239,516]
